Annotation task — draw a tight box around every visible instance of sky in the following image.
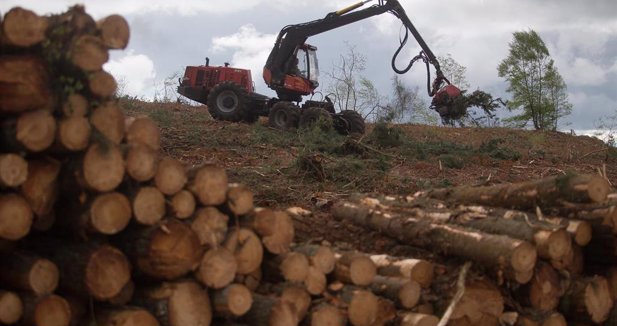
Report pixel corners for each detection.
[2,0,616,130]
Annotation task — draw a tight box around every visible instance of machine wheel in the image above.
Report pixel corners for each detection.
[336,110,366,135]
[299,107,333,130]
[268,102,299,130]
[207,81,249,122]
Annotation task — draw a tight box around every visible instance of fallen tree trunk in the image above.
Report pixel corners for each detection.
[88,70,116,98]
[309,303,346,326]
[55,116,91,151]
[278,284,311,320]
[517,262,562,312]
[20,157,60,219]
[80,142,125,192]
[61,93,88,117]
[61,191,132,235]
[0,250,59,296]
[549,203,617,234]
[70,34,109,72]
[263,252,310,283]
[369,254,434,288]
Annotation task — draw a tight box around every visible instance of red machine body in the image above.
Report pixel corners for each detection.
[178,63,254,104]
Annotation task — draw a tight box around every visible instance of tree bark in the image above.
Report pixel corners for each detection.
[0,56,51,113]
[195,247,237,289]
[154,157,187,196]
[135,281,212,326]
[90,101,125,144]
[213,283,253,317]
[126,116,160,151]
[1,7,48,47]
[369,254,434,288]
[95,307,160,326]
[224,227,264,275]
[226,183,254,216]
[70,35,109,72]
[242,207,294,255]
[190,207,228,247]
[0,154,27,187]
[97,14,130,49]
[88,70,116,98]
[125,142,158,182]
[333,251,376,286]
[0,193,32,240]
[81,142,125,192]
[20,293,71,326]
[550,203,617,234]
[293,243,335,274]
[0,290,22,325]
[169,190,195,219]
[369,275,421,309]
[0,250,59,296]
[56,116,91,151]
[131,186,166,225]
[61,191,132,235]
[559,276,613,324]
[188,164,228,206]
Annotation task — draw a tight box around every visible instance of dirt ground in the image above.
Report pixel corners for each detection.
[122,100,617,254]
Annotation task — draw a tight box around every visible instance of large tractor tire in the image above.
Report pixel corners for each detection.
[206,81,249,122]
[299,107,333,130]
[268,102,299,130]
[336,110,366,135]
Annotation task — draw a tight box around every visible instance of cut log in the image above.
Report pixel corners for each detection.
[67,192,132,235]
[56,116,91,151]
[280,284,311,320]
[21,293,71,326]
[293,243,336,274]
[427,173,611,209]
[397,312,438,326]
[227,183,254,216]
[264,252,310,283]
[81,142,125,192]
[304,266,327,295]
[70,35,109,71]
[120,219,202,280]
[0,56,51,113]
[0,290,22,325]
[608,268,617,300]
[519,262,562,312]
[243,208,294,254]
[559,276,613,323]
[131,186,166,225]
[90,102,125,144]
[533,229,572,263]
[95,307,160,326]
[309,303,346,326]
[369,254,434,288]
[126,116,160,151]
[20,157,60,219]
[135,281,212,326]
[62,93,88,117]
[0,154,27,187]
[169,190,195,219]
[0,193,33,240]
[190,207,228,247]
[107,281,135,306]
[188,164,227,206]
[549,203,617,234]
[54,5,96,35]
[88,70,117,98]
[333,201,537,283]
[13,109,56,152]
[235,268,262,292]
[224,228,264,274]
[564,244,584,276]
[126,143,158,182]
[369,275,421,309]
[0,250,59,296]
[155,157,187,196]
[540,313,567,326]
[1,7,48,47]
[339,287,379,326]
[97,14,130,49]
[213,283,253,317]
[195,247,237,289]
[437,279,504,326]
[333,251,377,286]
[545,218,592,246]
[242,294,299,326]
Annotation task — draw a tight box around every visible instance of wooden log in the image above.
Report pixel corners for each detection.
[95,307,160,326]
[126,116,160,151]
[63,192,132,235]
[304,266,326,295]
[545,218,592,246]
[108,281,135,306]
[169,190,195,219]
[242,294,298,326]
[97,14,130,49]
[154,157,187,196]
[369,254,434,288]
[427,173,611,209]
[120,219,202,280]
[564,244,584,276]
[81,142,125,192]
[279,284,311,320]
[56,116,91,151]
[54,5,96,35]
[20,293,71,326]
[20,157,60,219]
[0,154,27,187]
[224,227,264,274]
[264,252,310,283]
[540,313,567,326]
[243,207,294,255]
[549,203,617,234]
[397,312,438,326]
[90,101,125,144]
[195,247,237,289]
[125,143,158,182]
[131,186,166,225]
[369,275,421,309]
[0,193,32,240]
[1,7,48,47]
[62,93,89,117]
[188,164,228,206]
[436,278,504,326]
[608,268,617,300]
[70,34,109,71]
[227,183,254,216]
[213,283,253,317]
[135,281,212,326]
[518,262,562,312]
[0,251,59,296]
[235,268,262,292]
[88,70,117,98]
[309,303,346,326]
[333,201,537,283]
[190,207,228,247]
[333,251,376,287]
[3,109,56,152]
[559,276,613,324]
[339,286,380,326]
[0,290,22,325]
[0,56,51,113]
[292,243,335,274]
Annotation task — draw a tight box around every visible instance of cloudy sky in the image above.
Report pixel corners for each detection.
[3,0,616,130]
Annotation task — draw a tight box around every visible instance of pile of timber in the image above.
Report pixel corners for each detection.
[333,173,617,325]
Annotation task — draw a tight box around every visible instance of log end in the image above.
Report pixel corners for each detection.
[584,276,613,323]
[399,280,422,309]
[280,252,310,283]
[349,256,377,286]
[35,295,71,326]
[196,247,237,289]
[510,241,537,281]
[29,258,60,296]
[170,190,195,219]
[91,192,131,234]
[154,157,187,196]
[311,304,345,326]
[132,187,165,225]
[0,291,22,325]
[223,284,253,316]
[85,245,131,300]
[348,290,379,326]
[0,154,28,187]
[224,228,263,275]
[398,312,439,326]
[0,193,33,240]
[16,110,56,152]
[168,281,212,326]
[83,143,125,192]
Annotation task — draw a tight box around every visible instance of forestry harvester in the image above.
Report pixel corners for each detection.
[177,0,462,134]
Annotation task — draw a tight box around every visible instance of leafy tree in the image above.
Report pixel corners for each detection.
[438,53,470,90]
[379,76,435,124]
[498,30,572,130]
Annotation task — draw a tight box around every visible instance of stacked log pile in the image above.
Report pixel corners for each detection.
[332,173,617,325]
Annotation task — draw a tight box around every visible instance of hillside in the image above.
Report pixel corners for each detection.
[121,98,617,251]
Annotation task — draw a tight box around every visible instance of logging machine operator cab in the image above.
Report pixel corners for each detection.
[293,44,320,87]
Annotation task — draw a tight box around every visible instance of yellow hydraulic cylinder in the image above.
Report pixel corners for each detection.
[335,0,372,16]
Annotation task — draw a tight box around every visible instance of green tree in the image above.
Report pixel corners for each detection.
[498,30,571,130]
[438,53,470,90]
[380,75,434,124]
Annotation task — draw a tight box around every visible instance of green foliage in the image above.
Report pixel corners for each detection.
[148,107,174,128]
[368,122,404,148]
[438,53,471,90]
[438,154,465,169]
[478,138,522,160]
[498,30,572,130]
